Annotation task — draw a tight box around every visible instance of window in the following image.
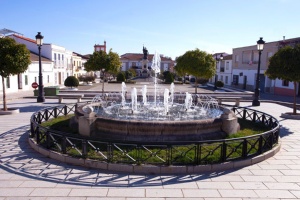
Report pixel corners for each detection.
[252,51,259,64]
[54,53,56,60]
[58,54,60,60]
[235,55,239,62]
[54,73,57,84]
[225,76,228,84]
[282,80,289,87]
[25,75,28,85]
[47,75,50,83]
[226,61,229,70]
[6,77,10,88]
[220,75,223,81]
[242,51,251,64]
[62,55,64,61]
[74,61,76,66]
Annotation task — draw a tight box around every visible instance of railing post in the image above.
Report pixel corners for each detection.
[252,111,257,122]
[54,107,58,118]
[136,144,141,165]
[82,139,87,157]
[38,112,42,124]
[262,114,265,125]
[30,122,35,138]
[243,109,247,120]
[221,142,227,162]
[258,135,263,154]
[64,105,68,116]
[45,109,49,121]
[167,145,171,166]
[107,143,112,163]
[242,139,247,158]
[196,143,200,165]
[36,127,40,144]
[62,136,67,154]
[46,131,50,149]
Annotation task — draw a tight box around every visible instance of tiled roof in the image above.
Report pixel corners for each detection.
[12,34,36,44]
[30,51,52,62]
[120,53,173,62]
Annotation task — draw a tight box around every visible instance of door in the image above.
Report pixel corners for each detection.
[259,74,265,93]
[59,72,62,85]
[243,76,247,89]
[18,74,23,89]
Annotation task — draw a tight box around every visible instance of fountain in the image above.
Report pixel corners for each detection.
[76,51,240,142]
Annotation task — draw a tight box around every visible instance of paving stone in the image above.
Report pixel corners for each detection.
[255,190,296,198]
[264,182,300,190]
[29,188,71,197]
[108,188,145,197]
[182,189,220,198]
[146,188,183,197]
[0,188,34,197]
[218,189,258,198]
[69,188,108,196]
[196,181,233,189]
[230,181,268,189]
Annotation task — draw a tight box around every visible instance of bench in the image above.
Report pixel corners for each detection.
[214,97,242,106]
[56,94,84,103]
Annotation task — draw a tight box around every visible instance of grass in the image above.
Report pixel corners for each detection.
[226,118,270,139]
[41,114,78,134]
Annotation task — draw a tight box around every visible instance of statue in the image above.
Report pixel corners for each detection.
[143,46,148,60]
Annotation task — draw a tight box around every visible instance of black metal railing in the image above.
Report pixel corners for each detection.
[30,104,280,166]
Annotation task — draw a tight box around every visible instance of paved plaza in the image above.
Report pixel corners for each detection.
[0,83,300,199]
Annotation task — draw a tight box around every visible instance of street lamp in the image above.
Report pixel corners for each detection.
[252,37,265,106]
[214,53,223,90]
[36,32,45,102]
[102,68,105,94]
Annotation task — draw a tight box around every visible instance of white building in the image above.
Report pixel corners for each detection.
[216,54,232,86]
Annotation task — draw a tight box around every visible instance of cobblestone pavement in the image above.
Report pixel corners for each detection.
[0,85,300,199]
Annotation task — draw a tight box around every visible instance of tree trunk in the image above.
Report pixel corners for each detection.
[293,81,297,115]
[2,76,7,111]
[195,77,198,94]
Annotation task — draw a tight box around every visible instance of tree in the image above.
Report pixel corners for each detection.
[175,49,215,93]
[265,44,300,115]
[85,49,121,92]
[0,37,31,111]
[64,76,79,88]
[85,49,122,77]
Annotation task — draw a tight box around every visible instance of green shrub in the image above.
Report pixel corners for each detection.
[78,75,95,83]
[64,76,79,88]
[216,80,224,88]
[197,78,208,85]
[116,72,126,82]
[165,72,174,83]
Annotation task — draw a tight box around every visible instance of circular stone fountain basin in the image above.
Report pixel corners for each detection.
[92,116,225,142]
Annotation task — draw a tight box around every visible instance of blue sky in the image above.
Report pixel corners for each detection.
[1,0,299,59]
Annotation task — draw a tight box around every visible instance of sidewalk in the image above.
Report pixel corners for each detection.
[0,97,300,198]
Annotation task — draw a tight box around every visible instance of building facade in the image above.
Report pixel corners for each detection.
[120,53,174,75]
[232,37,300,96]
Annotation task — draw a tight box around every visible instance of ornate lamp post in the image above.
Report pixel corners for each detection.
[102,68,105,94]
[214,53,223,89]
[36,32,45,102]
[252,37,265,106]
